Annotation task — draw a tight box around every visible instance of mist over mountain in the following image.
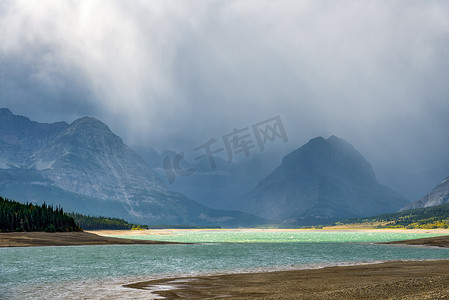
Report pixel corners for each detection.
[134,146,281,210]
[237,136,409,225]
[2,2,449,223]
[375,162,449,202]
[0,108,265,227]
[401,176,449,211]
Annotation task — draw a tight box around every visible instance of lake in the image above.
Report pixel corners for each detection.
[2,230,449,299]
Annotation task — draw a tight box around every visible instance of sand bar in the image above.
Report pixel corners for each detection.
[384,234,449,248]
[0,231,183,247]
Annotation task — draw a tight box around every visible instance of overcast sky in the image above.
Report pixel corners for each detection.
[1,0,449,174]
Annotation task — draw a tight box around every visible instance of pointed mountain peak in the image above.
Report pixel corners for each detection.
[327,135,341,142]
[0,108,30,124]
[308,136,326,143]
[273,135,378,194]
[308,135,350,147]
[305,135,361,159]
[326,135,361,154]
[306,135,348,148]
[69,116,112,133]
[0,108,13,117]
[60,116,124,148]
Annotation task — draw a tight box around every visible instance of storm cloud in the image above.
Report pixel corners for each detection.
[1,0,449,177]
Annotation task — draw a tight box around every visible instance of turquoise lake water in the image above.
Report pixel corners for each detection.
[1,230,449,299]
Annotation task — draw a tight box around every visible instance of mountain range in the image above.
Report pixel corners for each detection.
[5,108,442,227]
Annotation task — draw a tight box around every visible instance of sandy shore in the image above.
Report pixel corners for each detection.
[120,232,449,299]
[125,260,449,299]
[90,228,449,236]
[0,231,183,247]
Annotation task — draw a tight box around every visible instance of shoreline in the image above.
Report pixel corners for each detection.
[89,227,449,236]
[382,234,449,248]
[0,231,184,247]
[125,259,449,299]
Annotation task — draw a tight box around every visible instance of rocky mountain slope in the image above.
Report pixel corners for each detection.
[238,136,409,225]
[401,176,449,210]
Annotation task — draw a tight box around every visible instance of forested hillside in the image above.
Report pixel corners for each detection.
[67,213,222,230]
[66,213,135,230]
[0,196,81,232]
[340,203,449,229]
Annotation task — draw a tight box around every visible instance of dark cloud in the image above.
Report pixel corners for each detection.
[1,0,449,178]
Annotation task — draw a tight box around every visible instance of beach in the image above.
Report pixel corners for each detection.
[126,260,449,299]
